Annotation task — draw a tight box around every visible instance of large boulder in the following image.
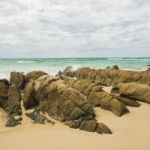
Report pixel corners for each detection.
[118,82,150,104]
[0,79,9,108]
[34,75,95,119]
[23,80,37,109]
[10,72,25,90]
[0,79,22,116]
[30,75,105,132]
[25,71,48,82]
[5,85,22,116]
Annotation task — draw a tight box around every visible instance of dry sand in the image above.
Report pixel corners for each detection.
[0,102,150,150]
[0,87,150,150]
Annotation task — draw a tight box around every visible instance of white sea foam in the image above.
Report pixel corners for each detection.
[0,58,149,79]
[17,61,33,64]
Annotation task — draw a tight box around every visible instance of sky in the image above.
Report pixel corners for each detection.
[0,0,150,58]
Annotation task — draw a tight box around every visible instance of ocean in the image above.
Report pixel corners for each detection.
[0,57,150,79]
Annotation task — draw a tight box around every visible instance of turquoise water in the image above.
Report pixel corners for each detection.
[0,58,150,79]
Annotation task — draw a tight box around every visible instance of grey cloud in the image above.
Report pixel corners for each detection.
[0,0,150,57]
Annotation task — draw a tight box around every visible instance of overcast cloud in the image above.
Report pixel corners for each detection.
[0,0,150,57]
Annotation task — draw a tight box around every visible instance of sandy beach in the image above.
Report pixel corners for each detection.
[0,101,150,150]
[0,0,150,149]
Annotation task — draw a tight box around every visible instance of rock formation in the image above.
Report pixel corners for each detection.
[63,66,150,86]
[117,82,150,104]
[60,75,128,116]
[1,67,150,134]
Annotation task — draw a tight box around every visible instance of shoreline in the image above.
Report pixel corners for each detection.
[0,67,150,150]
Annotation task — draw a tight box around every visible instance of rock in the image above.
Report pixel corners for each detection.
[10,72,25,90]
[111,87,119,94]
[25,110,55,125]
[63,66,75,77]
[61,75,128,116]
[96,123,112,134]
[81,103,95,116]
[79,120,97,132]
[0,79,9,86]
[112,65,119,70]
[105,66,111,69]
[25,110,47,124]
[69,107,85,120]
[6,115,21,127]
[99,95,129,116]
[112,94,141,107]
[34,75,95,122]
[21,74,112,133]
[65,120,81,129]
[0,80,22,116]
[5,85,22,116]
[0,80,9,108]
[25,71,48,82]
[62,67,150,86]
[118,82,150,104]
[96,124,103,134]
[23,80,37,109]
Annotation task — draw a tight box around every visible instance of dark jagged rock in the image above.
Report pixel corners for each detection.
[111,87,119,94]
[26,110,46,124]
[0,79,9,86]
[25,71,48,82]
[0,80,9,108]
[5,85,22,116]
[118,82,150,104]
[60,75,128,116]
[6,115,21,127]
[65,120,81,129]
[10,72,25,90]
[25,110,55,124]
[79,120,97,132]
[96,123,112,134]
[112,65,119,70]
[63,66,75,77]
[0,78,22,116]
[62,66,150,86]
[23,80,37,110]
